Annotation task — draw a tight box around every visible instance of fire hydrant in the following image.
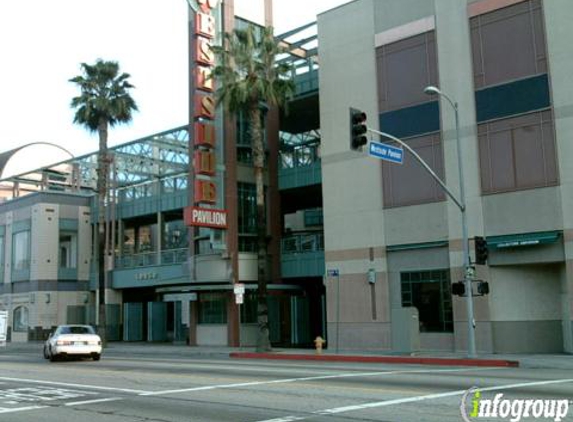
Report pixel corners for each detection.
[314,336,326,354]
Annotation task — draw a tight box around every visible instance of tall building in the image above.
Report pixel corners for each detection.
[319,0,573,353]
[3,0,571,355]
[0,0,325,347]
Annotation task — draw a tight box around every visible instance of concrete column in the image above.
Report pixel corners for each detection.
[156,211,162,265]
[3,212,12,284]
[544,1,573,353]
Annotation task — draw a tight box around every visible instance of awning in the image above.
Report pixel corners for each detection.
[487,231,561,250]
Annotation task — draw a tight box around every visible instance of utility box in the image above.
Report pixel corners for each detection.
[391,307,420,354]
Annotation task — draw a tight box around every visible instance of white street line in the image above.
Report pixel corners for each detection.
[0,405,47,414]
[0,377,150,394]
[253,378,573,422]
[140,367,498,396]
[65,397,122,406]
[258,417,306,422]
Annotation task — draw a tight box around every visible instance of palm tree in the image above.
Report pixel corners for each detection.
[70,59,138,344]
[211,25,295,352]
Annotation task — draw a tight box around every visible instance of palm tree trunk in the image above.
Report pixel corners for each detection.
[251,105,271,352]
[97,118,108,346]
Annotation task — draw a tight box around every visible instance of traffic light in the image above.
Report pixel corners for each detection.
[451,281,465,296]
[477,281,490,295]
[474,236,488,265]
[350,107,368,150]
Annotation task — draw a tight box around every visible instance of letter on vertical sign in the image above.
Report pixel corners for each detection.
[196,38,215,66]
[194,150,216,176]
[194,122,216,148]
[194,180,217,204]
[195,12,216,38]
[197,0,219,13]
[194,95,216,119]
[196,66,213,92]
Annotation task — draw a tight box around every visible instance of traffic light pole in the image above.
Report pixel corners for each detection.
[368,123,477,358]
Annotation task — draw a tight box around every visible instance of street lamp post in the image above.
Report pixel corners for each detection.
[424,86,476,358]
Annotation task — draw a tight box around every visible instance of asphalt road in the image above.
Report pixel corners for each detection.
[0,347,572,422]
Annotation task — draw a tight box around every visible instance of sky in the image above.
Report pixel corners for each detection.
[0,0,349,178]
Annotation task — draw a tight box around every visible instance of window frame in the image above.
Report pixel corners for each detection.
[382,132,446,208]
[401,269,453,333]
[198,292,228,324]
[376,31,439,112]
[13,306,29,333]
[477,109,558,194]
[59,231,78,269]
[12,230,30,271]
[470,0,547,89]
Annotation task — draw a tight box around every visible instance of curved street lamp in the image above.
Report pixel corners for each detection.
[424,85,476,358]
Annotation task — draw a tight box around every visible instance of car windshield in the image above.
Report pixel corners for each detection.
[58,326,95,335]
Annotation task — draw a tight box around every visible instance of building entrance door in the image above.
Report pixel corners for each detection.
[147,302,167,342]
[123,302,144,341]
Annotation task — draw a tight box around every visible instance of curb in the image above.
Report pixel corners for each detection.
[229,352,519,368]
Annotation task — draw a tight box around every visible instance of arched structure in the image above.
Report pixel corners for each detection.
[0,142,74,180]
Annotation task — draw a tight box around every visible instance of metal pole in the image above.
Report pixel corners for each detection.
[368,90,478,357]
[428,88,476,358]
[336,273,340,354]
[452,103,477,358]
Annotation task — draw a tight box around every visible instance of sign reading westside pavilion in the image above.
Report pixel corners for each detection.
[368,141,403,164]
[191,0,218,206]
[185,207,228,229]
[186,0,228,231]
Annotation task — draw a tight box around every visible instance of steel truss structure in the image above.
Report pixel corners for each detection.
[0,126,190,201]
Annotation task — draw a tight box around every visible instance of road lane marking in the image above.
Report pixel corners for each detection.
[0,377,150,394]
[0,387,97,402]
[65,397,122,406]
[253,377,573,422]
[140,367,499,396]
[0,405,47,414]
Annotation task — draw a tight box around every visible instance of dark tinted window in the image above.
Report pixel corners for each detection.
[376,32,439,112]
[471,0,547,88]
[401,270,453,333]
[58,325,95,335]
[478,110,558,193]
[382,133,445,207]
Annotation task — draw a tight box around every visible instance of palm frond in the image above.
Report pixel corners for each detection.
[70,59,138,135]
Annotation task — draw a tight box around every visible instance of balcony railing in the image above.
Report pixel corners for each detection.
[114,248,187,269]
[281,233,324,254]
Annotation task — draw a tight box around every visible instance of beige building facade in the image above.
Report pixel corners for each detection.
[319,0,573,353]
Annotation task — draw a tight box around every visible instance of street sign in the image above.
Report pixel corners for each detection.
[369,141,403,164]
[327,269,339,277]
[233,283,245,295]
[235,293,244,304]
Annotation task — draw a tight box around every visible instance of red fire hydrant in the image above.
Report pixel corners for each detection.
[314,336,325,354]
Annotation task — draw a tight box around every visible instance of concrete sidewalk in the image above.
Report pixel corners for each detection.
[2,341,572,369]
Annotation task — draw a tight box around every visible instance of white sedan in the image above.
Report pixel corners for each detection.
[43,325,102,362]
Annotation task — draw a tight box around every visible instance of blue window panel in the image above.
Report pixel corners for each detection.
[379,101,440,139]
[59,218,78,231]
[476,74,550,122]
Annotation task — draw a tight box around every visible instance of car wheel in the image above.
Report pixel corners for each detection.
[92,354,101,361]
[49,348,58,362]
[43,346,50,360]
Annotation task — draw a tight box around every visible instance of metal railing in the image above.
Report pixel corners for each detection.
[281,233,324,254]
[115,248,187,269]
